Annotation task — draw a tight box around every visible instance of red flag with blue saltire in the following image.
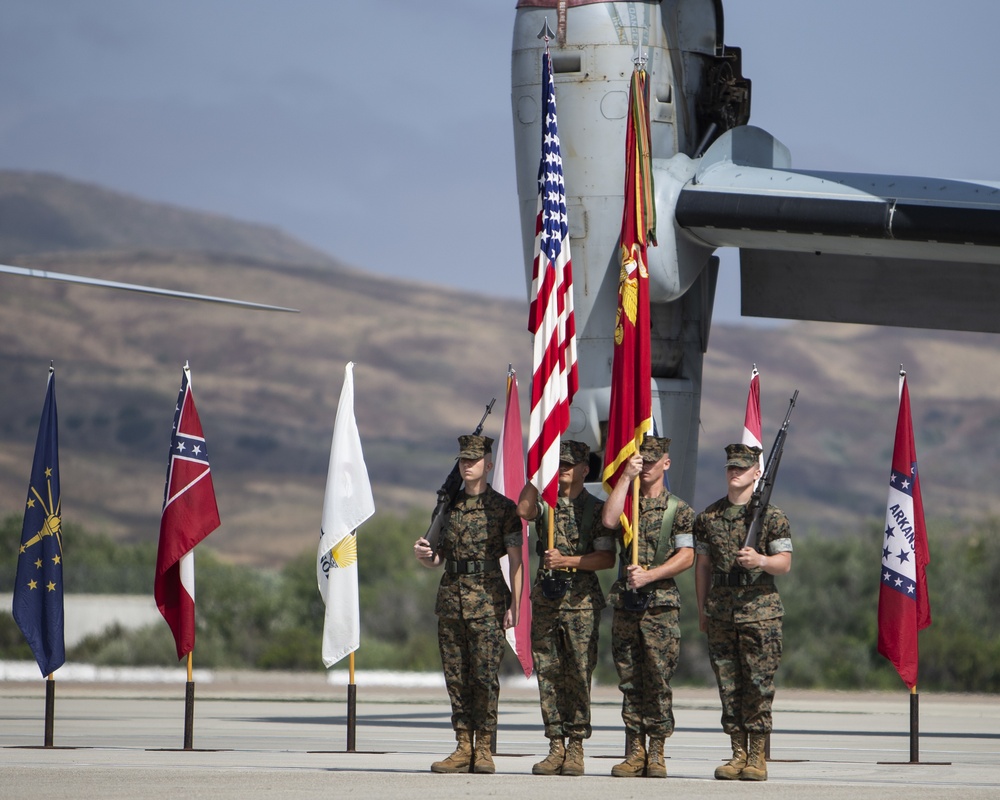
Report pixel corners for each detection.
[877,370,931,689]
[526,48,578,507]
[602,66,654,545]
[154,363,221,661]
[493,368,533,677]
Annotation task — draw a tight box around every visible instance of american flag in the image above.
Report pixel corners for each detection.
[527,49,578,506]
[154,364,220,661]
[877,370,931,689]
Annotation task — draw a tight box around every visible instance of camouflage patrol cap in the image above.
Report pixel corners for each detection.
[457,434,493,460]
[639,436,672,462]
[559,440,590,465]
[725,443,762,468]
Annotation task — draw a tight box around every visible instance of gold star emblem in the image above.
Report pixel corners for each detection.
[52,555,61,565]
[26,498,35,509]
[45,467,52,478]
[35,559,43,569]
[28,579,38,590]
[47,582,57,592]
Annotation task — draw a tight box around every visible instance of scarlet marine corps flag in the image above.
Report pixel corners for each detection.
[877,369,932,689]
[155,363,221,661]
[602,66,654,544]
[527,47,578,507]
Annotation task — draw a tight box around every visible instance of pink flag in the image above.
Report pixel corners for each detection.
[154,364,221,660]
[877,371,932,688]
[742,365,762,450]
[493,370,533,678]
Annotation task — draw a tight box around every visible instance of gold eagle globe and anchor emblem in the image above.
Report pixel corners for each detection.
[614,244,646,345]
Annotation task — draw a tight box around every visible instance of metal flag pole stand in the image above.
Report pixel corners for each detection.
[877,686,950,766]
[44,673,56,747]
[346,652,357,752]
[184,652,195,750]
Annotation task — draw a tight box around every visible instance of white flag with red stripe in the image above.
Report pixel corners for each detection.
[526,49,578,506]
[493,369,533,678]
[742,365,764,481]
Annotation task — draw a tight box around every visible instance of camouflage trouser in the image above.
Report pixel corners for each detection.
[706,616,782,734]
[531,604,599,739]
[438,613,506,732]
[611,605,680,737]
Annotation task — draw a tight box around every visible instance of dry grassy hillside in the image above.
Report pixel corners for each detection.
[2,171,999,567]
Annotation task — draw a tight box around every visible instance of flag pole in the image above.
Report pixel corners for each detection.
[184,651,195,750]
[44,673,55,747]
[909,684,919,763]
[630,476,640,566]
[347,652,357,752]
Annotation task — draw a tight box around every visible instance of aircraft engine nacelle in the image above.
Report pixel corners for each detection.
[511,0,746,500]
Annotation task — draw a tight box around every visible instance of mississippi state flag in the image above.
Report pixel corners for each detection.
[155,364,220,661]
[877,371,931,688]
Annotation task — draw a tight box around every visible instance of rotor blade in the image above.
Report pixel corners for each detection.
[0,263,299,313]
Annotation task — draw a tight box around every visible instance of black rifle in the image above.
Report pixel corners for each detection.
[423,398,496,551]
[743,390,799,550]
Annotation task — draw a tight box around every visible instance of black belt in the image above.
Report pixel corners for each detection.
[712,571,775,587]
[445,558,500,575]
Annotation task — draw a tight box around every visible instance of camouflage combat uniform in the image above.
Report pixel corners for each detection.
[435,484,522,734]
[694,500,793,735]
[608,491,695,738]
[531,490,615,740]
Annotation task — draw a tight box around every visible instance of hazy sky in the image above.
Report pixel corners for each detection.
[2,1,998,323]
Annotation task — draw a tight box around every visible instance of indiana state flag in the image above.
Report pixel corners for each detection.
[12,366,65,677]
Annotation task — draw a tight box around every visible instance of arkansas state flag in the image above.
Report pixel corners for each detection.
[877,371,931,689]
[493,369,533,678]
[155,364,220,661]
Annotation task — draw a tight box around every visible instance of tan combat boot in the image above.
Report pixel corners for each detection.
[431,729,473,773]
[472,730,496,774]
[610,732,646,778]
[561,737,585,776]
[646,737,667,778]
[532,737,565,775]
[740,733,768,781]
[714,731,748,780]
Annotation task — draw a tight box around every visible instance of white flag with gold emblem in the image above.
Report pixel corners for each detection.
[317,362,375,668]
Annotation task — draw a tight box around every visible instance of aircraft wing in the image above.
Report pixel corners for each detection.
[0,262,299,313]
[673,126,1000,332]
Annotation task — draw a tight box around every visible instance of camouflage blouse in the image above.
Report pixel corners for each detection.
[694,498,793,623]
[532,489,615,611]
[435,485,522,620]
[608,491,695,610]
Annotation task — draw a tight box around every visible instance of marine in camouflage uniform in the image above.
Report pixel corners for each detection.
[694,443,793,782]
[602,436,695,779]
[414,434,524,775]
[517,440,615,777]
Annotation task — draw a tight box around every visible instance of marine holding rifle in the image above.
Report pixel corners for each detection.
[413,434,523,775]
[601,436,695,779]
[694,443,793,782]
[516,440,615,777]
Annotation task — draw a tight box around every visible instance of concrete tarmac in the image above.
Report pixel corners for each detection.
[2,672,998,799]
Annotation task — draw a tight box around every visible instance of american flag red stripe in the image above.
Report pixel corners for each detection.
[527,49,577,506]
